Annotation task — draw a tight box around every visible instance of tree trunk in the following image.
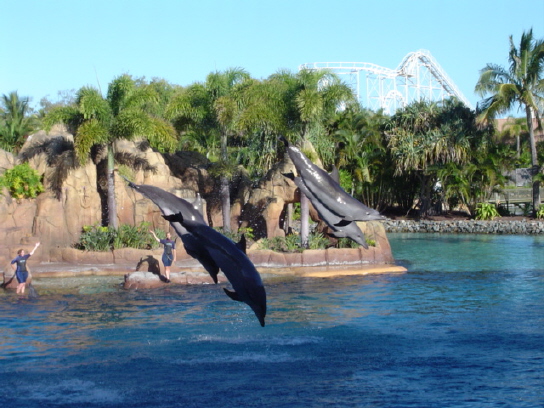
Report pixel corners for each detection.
[284,203,293,235]
[527,106,540,216]
[106,144,118,229]
[300,192,309,248]
[220,175,231,232]
[220,132,231,233]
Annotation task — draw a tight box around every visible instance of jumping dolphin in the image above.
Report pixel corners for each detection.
[123,179,221,284]
[280,136,384,222]
[163,212,267,327]
[284,172,369,248]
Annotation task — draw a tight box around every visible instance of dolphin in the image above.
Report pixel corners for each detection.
[280,136,384,222]
[123,179,221,284]
[163,212,267,327]
[284,172,369,248]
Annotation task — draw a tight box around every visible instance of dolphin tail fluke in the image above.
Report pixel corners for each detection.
[223,288,242,302]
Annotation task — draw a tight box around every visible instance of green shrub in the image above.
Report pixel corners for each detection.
[292,203,301,221]
[337,237,376,248]
[216,226,255,243]
[307,233,330,250]
[475,202,500,220]
[76,224,117,251]
[259,235,303,253]
[536,204,544,219]
[76,222,164,251]
[259,232,375,252]
[0,163,44,199]
[114,222,161,250]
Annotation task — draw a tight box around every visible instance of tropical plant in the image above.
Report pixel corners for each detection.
[0,162,44,199]
[275,69,355,246]
[234,77,290,176]
[259,234,302,253]
[168,68,251,233]
[475,202,500,220]
[536,204,544,219]
[499,116,529,158]
[42,74,178,227]
[0,92,38,152]
[76,222,163,251]
[475,28,544,216]
[215,226,255,243]
[437,141,513,216]
[307,232,330,250]
[386,99,489,216]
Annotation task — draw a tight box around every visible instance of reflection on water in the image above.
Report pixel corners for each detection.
[0,233,543,407]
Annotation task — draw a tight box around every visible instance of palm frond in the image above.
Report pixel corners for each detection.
[114,151,157,173]
[75,119,109,164]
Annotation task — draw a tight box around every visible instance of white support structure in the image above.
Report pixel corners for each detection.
[300,50,472,114]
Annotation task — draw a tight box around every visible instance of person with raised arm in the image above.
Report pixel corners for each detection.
[149,230,176,283]
[11,242,40,295]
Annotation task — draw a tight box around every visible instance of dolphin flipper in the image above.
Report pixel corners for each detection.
[223,288,242,302]
[330,166,340,183]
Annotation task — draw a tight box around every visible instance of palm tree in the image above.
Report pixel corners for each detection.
[475,28,544,216]
[234,77,289,176]
[387,99,479,216]
[43,74,177,228]
[207,69,251,233]
[499,116,528,158]
[0,91,38,152]
[271,69,355,246]
[168,68,250,232]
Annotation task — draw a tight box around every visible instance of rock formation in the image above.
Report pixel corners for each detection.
[0,127,395,278]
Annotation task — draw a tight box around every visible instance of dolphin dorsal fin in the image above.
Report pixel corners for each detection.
[223,288,242,302]
[236,234,247,254]
[329,166,340,183]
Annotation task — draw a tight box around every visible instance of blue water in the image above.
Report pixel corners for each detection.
[1,233,543,408]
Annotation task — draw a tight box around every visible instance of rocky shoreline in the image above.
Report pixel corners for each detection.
[383,218,544,234]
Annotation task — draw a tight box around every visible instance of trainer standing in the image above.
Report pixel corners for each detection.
[11,242,40,295]
[149,230,176,283]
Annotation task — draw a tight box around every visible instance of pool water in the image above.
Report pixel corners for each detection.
[1,233,543,407]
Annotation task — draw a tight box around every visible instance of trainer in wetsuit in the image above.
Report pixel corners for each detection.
[11,242,41,295]
[149,230,176,283]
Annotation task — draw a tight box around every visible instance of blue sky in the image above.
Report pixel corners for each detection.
[2,0,543,116]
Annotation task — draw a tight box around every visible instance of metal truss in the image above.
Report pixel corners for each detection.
[299,49,472,114]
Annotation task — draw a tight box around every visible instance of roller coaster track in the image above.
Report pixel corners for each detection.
[300,49,472,114]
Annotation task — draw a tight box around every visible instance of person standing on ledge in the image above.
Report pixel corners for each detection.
[11,242,41,295]
[149,230,176,283]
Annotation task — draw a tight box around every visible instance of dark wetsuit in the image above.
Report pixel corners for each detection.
[11,254,31,283]
[160,239,176,267]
